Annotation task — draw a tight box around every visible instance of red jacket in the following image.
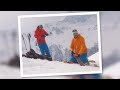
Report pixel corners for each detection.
[34,28,48,44]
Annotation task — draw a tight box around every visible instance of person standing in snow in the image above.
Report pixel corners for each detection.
[67,29,89,65]
[34,25,52,60]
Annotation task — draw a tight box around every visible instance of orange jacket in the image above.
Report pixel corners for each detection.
[70,33,88,56]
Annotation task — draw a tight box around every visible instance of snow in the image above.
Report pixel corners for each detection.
[88,52,100,66]
[21,52,100,77]
[103,62,120,79]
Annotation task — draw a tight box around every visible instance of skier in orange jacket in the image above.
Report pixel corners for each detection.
[67,29,89,65]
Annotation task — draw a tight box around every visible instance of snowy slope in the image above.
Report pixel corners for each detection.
[0,52,100,79]
[22,52,100,77]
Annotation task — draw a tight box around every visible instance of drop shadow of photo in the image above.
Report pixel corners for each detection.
[102,50,120,69]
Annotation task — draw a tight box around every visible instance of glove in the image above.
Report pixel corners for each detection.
[46,34,49,36]
[77,54,80,58]
[71,51,74,56]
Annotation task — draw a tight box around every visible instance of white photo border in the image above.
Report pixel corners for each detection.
[18,12,102,78]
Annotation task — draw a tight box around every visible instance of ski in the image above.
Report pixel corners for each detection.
[74,56,85,66]
[28,33,31,50]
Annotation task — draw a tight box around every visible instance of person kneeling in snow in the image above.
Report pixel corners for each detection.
[34,25,52,60]
[67,29,89,65]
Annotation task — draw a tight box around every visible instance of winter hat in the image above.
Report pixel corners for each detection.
[72,29,78,34]
[38,25,43,29]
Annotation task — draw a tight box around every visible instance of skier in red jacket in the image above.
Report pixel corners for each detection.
[34,25,52,60]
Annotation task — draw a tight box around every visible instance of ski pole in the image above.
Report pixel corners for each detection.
[28,33,31,50]
[35,40,38,53]
[22,34,27,51]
